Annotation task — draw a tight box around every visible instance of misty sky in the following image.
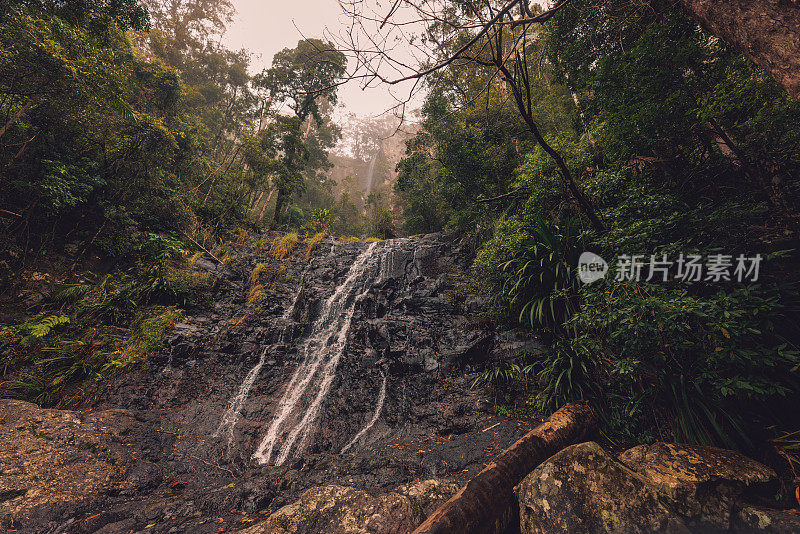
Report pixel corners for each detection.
[223,1,550,119]
[223,0,417,118]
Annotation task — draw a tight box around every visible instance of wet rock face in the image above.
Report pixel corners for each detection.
[1,233,537,533]
[516,441,786,534]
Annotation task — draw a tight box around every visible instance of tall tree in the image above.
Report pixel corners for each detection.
[254,39,346,226]
[258,39,348,123]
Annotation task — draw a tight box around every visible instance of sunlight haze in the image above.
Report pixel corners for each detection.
[223,0,414,117]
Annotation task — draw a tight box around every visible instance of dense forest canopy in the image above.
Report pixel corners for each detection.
[1,0,799,467]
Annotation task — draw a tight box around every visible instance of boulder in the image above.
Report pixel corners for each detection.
[394,479,462,517]
[516,441,782,534]
[515,442,689,533]
[733,505,800,533]
[619,442,778,529]
[0,400,136,529]
[236,480,461,534]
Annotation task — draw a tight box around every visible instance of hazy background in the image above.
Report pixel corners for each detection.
[223,0,417,118]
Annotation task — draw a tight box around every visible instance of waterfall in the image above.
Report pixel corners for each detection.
[213,270,306,444]
[340,371,388,454]
[364,152,379,195]
[253,243,383,465]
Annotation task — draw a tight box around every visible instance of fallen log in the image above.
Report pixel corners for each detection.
[412,402,597,534]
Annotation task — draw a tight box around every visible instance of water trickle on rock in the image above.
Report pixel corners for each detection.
[214,267,307,445]
[341,370,388,454]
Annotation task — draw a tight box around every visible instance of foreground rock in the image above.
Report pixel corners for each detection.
[413,403,598,534]
[733,505,800,533]
[0,400,139,530]
[516,442,688,533]
[236,480,460,534]
[619,442,778,530]
[516,441,790,534]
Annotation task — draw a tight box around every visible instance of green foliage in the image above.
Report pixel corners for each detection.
[531,338,596,413]
[0,249,209,406]
[255,38,346,122]
[27,315,70,339]
[0,0,259,272]
[571,281,800,448]
[249,39,346,228]
[101,307,182,373]
[499,216,582,334]
[472,360,534,391]
[307,208,333,234]
[369,210,396,240]
[394,90,525,233]
[393,0,800,452]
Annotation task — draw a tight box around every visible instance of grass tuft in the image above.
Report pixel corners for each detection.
[304,232,327,260]
[270,232,299,260]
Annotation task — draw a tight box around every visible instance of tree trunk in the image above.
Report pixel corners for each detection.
[0,98,36,141]
[257,190,273,224]
[250,190,264,211]
[412,403,597,534]
[271,189,287,228]
[707,117,795,218]
[677,0,800,99]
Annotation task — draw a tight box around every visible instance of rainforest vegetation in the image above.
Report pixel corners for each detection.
[389,0,800,455]
[1,0,799,467]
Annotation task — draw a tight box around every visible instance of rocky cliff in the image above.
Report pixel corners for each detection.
[0,233,539,533]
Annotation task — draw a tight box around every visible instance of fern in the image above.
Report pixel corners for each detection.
[28,315,70,338]
[48,283,90,304]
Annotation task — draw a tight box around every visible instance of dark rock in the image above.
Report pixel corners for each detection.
[516,442,689,533]
[732,505,800,533]
[619,441,779,529]
[489,330,545,362]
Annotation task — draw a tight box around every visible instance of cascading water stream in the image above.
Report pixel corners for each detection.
[340,371,388,454]
[364,152,379,195]
[214,268,307,445]
[253,242,386,465]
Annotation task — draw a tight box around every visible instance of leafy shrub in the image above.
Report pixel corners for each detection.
[571,281,800,448]
[500,216,583,335]
[27,315,71,339]
[270,232,299,260]
[307,209,333,233]
[531,338,596,412]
